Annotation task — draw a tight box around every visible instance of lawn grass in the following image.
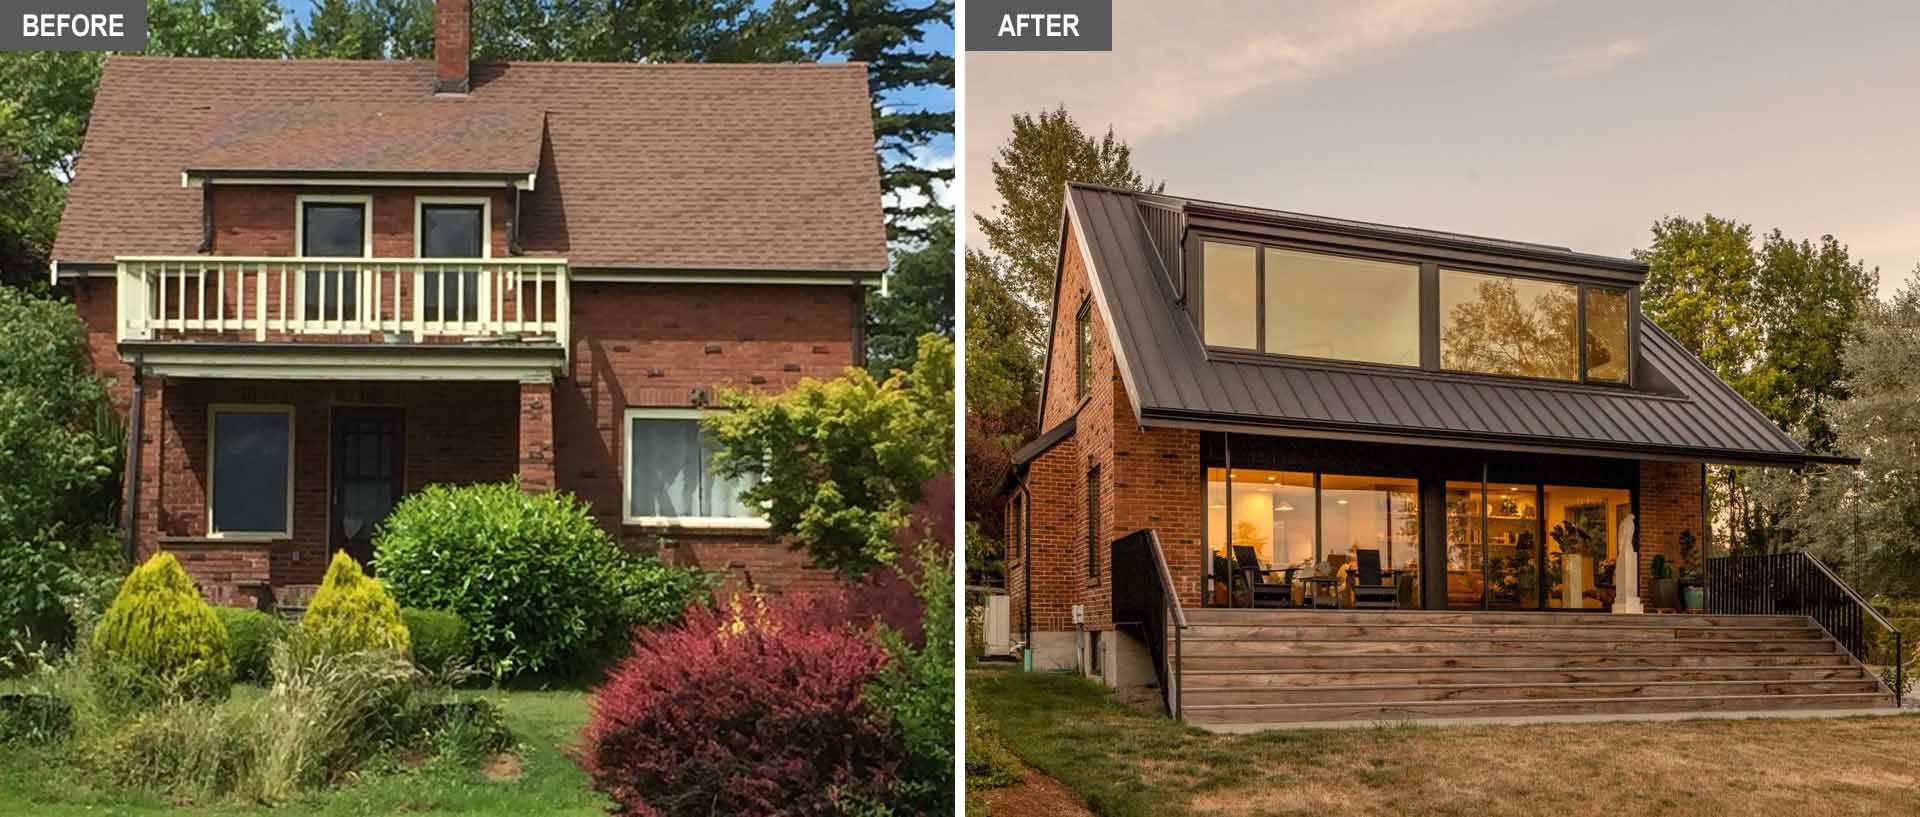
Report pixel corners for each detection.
[969,667,1920,817]
[0,688,611,816]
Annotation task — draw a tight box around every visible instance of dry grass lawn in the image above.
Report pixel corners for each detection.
[970,669,1920,817]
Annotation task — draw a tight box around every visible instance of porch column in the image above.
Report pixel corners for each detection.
[516,379,555,492]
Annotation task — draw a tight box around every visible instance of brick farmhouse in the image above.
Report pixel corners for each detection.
[53,0,886,608]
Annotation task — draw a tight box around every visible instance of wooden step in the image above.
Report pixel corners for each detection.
[1182,623,1822,641]
[1182,678,1887,705]
[1181,638,1837,656]
[1183,666,1869,687]
[1181,610,1809,628]
[1179,652,1856,671]
[1181,692,1894,725]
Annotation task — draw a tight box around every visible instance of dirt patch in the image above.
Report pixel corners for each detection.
[481,752,524,782]
[982,765,1099,817]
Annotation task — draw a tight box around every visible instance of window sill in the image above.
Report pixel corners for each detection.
[624,517,772,532]
[159,535,284,547]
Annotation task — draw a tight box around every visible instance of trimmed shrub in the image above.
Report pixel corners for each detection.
[301,551,409,656]
[212,606,286,685]
[400,608,469,674]
[579,592,904,817]
[375,482,711,677]
[91,553,231,703]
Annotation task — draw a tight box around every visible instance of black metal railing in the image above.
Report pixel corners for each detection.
[1706,550,1905,706]
[1111,529,1189,716]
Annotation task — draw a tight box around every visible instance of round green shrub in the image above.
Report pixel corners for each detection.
[300,551,409,656]
[375,481,711,677]
[91,552,232,703]
[211,605,285,685]
[399,608,469,674]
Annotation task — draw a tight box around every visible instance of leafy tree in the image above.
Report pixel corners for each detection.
[471,0,805,63]
[792,0,953,243]
[965,105,1157,542]
[1754,269,1920,594]
[1635,214,1877,555]
[146,0,291,58]
[707,333,952,577]
[0,135,64,288]
[290,0,389,58]
[867,211,953,377]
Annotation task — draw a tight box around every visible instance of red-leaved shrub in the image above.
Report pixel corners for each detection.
[579,592,906,817]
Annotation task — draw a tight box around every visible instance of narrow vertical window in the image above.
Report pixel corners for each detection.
[1583,286,1630,384]
[1086,465,1101,578]
[1075,299,1093,400]
[1201,241,1258,349]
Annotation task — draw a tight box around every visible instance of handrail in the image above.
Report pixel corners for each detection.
[1111,529,1188,718]
[115,255,568,265]
[1706,550,1905,707]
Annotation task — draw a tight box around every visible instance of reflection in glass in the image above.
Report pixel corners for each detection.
[1544,485,1629,609]
[1439,269,1578,380]
[1202,242,1257,349]
[1262,248,1419,366]
[1584,287,1629,383]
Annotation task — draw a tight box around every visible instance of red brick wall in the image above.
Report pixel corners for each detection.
[517,381,555,492]
[140,379,519,595]
[1638,460,1704,605]
[1021,438,1080,633]
[556,280,861,592]
[211,186,511,258]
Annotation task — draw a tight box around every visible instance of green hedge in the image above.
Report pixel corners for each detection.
[400,608,469,674]
[211,606,285,685]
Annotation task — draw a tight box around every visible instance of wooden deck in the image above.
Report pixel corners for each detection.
[1176,609,1896,727]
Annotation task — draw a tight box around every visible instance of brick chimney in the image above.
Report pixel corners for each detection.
[433,0,470,94]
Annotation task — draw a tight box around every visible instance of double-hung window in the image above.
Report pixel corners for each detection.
[623,408,765,527]
[417,198,487,323]
[208,405,294,537]
[298,197,369,321]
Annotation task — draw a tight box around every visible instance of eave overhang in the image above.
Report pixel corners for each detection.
[120,341,565,383]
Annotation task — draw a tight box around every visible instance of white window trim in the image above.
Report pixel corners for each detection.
[206,403,296,540]
[294,194,374,258]
[621,407,770,529]
[413,195,492,259]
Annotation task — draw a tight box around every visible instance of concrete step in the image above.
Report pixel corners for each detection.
[1181,692,1895,726]
[1182,678,1886,705]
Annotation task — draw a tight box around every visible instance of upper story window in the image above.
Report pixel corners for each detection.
[1201,241,1257,350]
[1583,286,1630,384]
[1439,269,1578,380]
[1075,299,1093,400]
[417,199,488,323]
[299,196,369,321]
[1264,247,1420,367]
[1195,236,1634,387]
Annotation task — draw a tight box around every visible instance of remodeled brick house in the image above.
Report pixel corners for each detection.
[1001,182,1897,726]
[51,0,885,607]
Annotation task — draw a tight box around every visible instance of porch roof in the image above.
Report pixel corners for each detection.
[1063,183,1849,468]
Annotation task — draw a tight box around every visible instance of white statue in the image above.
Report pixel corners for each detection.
[1614,512,1643,614]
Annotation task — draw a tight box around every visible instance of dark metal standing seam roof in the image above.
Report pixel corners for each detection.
[1063,183,1839,467]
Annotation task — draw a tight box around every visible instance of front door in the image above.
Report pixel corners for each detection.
[330,408,404,570]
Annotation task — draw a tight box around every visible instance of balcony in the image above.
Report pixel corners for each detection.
[115,256,569,381]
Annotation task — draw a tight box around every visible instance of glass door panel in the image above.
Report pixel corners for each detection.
[1206,468,1313,607]
[1444,482,1486,608]
[1485,484,1541,609]
[1319,475,1420,609]
[1544,485,1631,609]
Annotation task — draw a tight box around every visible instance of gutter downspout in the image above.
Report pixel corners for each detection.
[120,362,144,564]
[1016,467,1034,671]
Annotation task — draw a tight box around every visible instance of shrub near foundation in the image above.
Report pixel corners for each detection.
[399,608,469,674]
[90,552,231,704]
[301,552,409,657]
[212,605,287,684]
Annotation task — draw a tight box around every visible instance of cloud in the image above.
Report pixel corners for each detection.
[1548,34,1656,78]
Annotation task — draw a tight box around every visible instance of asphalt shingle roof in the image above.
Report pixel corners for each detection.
[55,56,889,273]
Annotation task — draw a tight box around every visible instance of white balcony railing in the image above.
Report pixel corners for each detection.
[115,256,569,350]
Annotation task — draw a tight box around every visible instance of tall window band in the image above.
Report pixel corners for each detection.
[1198,239,1632,386]
[623,408,764,527]
[299,198,368,321]
[1075,298,1093,400]
[1086,465,1101,579]
[418,199,486,323]
[208,405,294,537]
